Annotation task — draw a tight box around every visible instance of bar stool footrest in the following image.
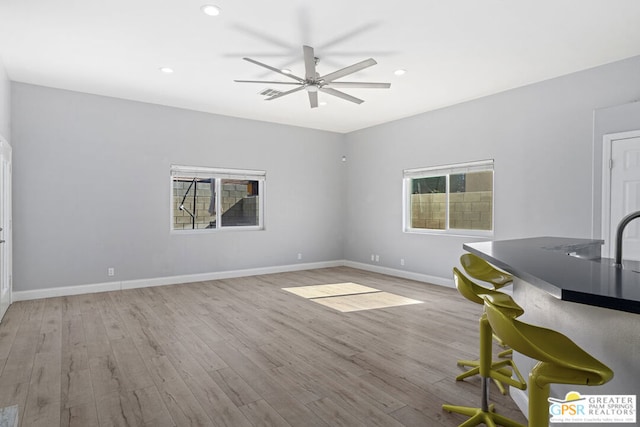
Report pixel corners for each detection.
[456,359,526,394]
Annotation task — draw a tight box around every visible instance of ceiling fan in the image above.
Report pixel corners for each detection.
[234,45,391,108]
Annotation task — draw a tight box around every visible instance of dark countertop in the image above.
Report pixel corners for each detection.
[463,237,640,314]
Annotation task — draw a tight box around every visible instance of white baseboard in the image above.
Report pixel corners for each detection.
[13,281,121,301]
[119,260,345,290]
[510,386,529,420]
[343,261,454,288]
[12,260,344,301]
[12,260,453,301]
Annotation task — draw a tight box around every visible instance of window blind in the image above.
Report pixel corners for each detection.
[403,159,493,179]
[171,165,266,181]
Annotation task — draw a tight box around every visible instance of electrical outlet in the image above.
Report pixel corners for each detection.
[371,254,375,261]
[107,267,115,277]
[400,258,405,266]
[375,255,380,262]
[297,253,302,260]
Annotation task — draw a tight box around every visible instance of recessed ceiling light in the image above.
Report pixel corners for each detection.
[201,5,221,16]
[319,101,327,106]
[281,68,292,74]
[159,67,174,74]
[394,69,407,76]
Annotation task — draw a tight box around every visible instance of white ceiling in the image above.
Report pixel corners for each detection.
[1,1,639,133]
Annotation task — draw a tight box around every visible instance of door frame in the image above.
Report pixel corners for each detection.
[601,129,640,258]
[0,135,11,321]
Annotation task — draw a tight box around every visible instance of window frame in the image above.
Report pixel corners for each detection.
[402,159,494,237]
[170,165,265,232]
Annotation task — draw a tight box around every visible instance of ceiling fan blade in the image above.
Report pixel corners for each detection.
[265,86,305,101]
[234,80,301,85]
[308,91,318,108]
[319,58,377,83]
[319,87,364,104]
[303,45,316,80]
[242,57,305,82]
[326,82,391,89]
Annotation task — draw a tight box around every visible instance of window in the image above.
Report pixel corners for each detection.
[171,165,265,231]
[403,160,493,235]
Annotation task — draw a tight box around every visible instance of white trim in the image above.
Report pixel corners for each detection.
[403,228,494,238]
[343,261,454,288]
[404,159,494,178]
[601,130,640,258]
[403,159,495,235]
[171,164,266,231]
[13,281,121,301]
[509,387,529,421]
[12,260,454,301]
[0,137,11,321]
[120,261,343,290]
[171,164,266,180]
[12,261,343,301]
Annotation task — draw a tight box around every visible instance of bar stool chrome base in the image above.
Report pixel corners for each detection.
[442,378,525,427]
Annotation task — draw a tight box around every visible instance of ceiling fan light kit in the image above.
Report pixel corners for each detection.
[235,45,391,108]
[200,5,221,16]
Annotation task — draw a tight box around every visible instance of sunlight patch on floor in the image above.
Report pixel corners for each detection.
[282,283,423,312]
[282,282,379,298]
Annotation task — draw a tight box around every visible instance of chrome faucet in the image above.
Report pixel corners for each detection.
[614,210,640,267]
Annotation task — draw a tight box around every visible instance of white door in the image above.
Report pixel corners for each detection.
[0,137,11,322]
[603,131,640,260]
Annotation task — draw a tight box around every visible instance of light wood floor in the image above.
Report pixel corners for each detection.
[0,267,527,426]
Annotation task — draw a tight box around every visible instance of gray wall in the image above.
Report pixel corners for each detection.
[11,83,346,291]
[10,56,640,292]
[0,57,9,139]
[592,100,640,242]
[344,56,640,281]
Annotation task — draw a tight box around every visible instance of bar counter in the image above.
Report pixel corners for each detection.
[462,237,638,425]
[464,236,640,314]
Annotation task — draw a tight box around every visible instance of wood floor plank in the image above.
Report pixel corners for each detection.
[89,354,124,399]
[109,338,155,392]
[60,314,92,409]
[22,351,62,427]
[207,367,261,408]
[267,348,406,421]
[305,397,363,427]
[211,340,329,427]
[97,302,128,342]
[0,267,528,427]
[61,315,88,355]
[0,302,26,362]
[111,297,163,345]
[95,391,142,427]
[158,323,227,372]
[1,302,43,385]
[82,310,112,360]
[126,386,174,427]
[265,365,324,406]
[389,404,452,426]
[36,298,62,354]
[60,402,100,427]
[0,381,29,424]
[61,367,93,409]
[161,339,253,427]
[155,378,213,427]
[239,399,292,427]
